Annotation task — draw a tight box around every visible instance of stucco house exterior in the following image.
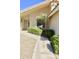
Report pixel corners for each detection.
[20,0,59,34]
[48,3,59,34]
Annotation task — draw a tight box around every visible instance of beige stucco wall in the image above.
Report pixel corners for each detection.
[48,11,59,34]
[29,5,51,27]
[21,5,51,30]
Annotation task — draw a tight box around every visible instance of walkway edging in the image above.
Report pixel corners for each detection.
[32,36,40,59]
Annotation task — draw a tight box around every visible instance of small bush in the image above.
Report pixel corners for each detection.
[41,28,55,40]
[27,26,42,35]
[51,35,59,54]
[36,14,48,28]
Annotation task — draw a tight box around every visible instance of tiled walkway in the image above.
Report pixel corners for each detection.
[20,31,38,59]
[20,31,55,59]
[34,37,55,59]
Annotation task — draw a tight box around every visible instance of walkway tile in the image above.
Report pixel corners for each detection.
[38,37,55,59]
[20,31,38,59]
[21,31,56,59]
[40,54,53,59]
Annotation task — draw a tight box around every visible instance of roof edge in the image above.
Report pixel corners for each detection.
[20,0,51,13]
[48,4,59,18]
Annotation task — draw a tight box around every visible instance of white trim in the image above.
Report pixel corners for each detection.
[48,5,59,18]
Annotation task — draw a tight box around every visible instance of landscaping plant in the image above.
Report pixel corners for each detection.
[41,28,55,40]
[36,14,48,28]
[50,35,59,54]
[27,26,42,35]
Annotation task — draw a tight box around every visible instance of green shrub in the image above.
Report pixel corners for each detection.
[36,14,48,28]
[51,35,59,54]
[41,28,55,40]
[27,26,42,35]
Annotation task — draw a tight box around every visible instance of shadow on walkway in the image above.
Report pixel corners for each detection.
[47,44,53,53]
[40,36,48,41]
[40,36,54,53]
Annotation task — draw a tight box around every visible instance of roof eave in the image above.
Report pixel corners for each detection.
[48,5,59,18]
[21,0,51,13]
